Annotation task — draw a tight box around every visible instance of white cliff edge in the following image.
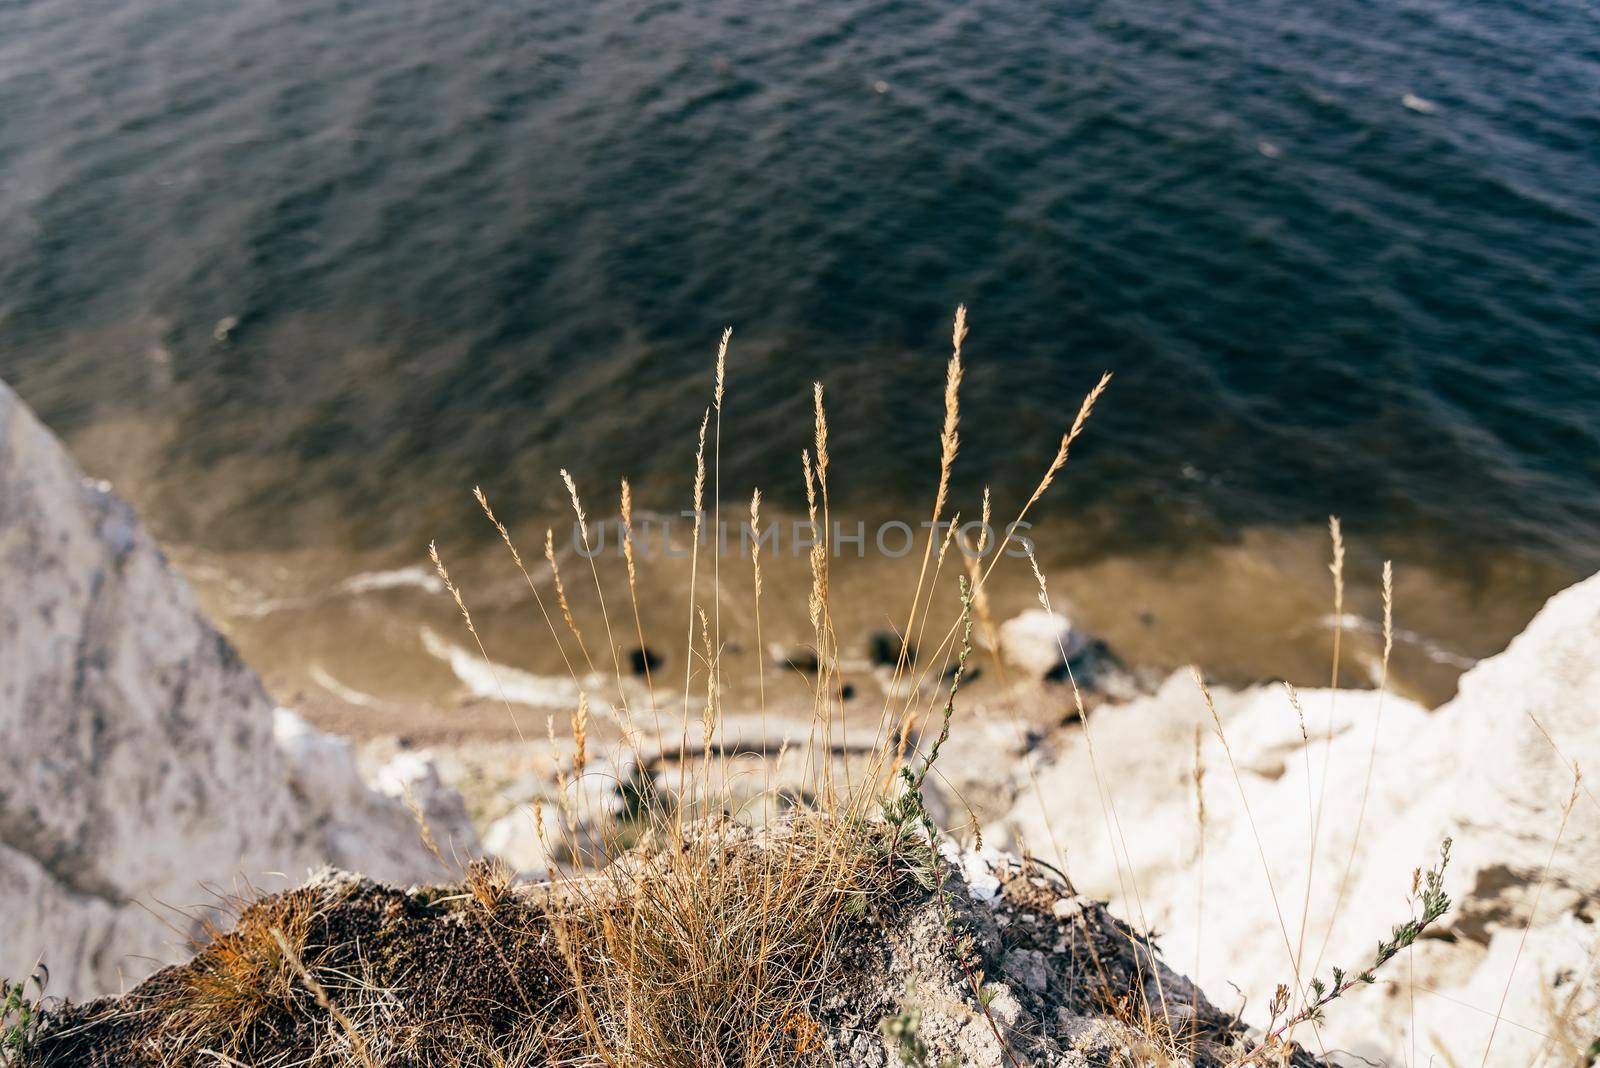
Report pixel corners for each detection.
[1004,574,1600,1065]
[0,380,477,999]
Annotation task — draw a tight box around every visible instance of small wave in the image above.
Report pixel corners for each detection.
[216,565,445,622]
[228,592,319,620]
[1321,613,1477,670]
[310,664,387,709]
[419,626,582,709]
[336,566,445,596]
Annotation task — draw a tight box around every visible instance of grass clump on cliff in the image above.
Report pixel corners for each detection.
[547,815,891,1065]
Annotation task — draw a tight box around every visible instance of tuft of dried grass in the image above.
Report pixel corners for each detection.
[693,409,709,516]
[429,541,476,638]
[153,891,327,1061]
[268,926,379,1068]
[714,328,731,412]
[810,383,828,489]
[619,479,638,588]
[698,607,716,750]
[550,815,883,1068]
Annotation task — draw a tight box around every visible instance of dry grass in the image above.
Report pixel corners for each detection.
[549,816,884,1067]
[393,307,1258,1068]
[370,308,1098,1066]
[396,320,998,1068]
[124,885,399,1067]
[158,893,322,1057]
[188,309,1202,1067]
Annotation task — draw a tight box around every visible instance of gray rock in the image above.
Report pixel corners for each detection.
[1004,947,1051,993]
[0,380,470,998]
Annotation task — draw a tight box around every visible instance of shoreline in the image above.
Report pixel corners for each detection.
[168,514,1570,743]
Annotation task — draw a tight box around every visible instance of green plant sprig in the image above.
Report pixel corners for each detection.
[1,970,47,1066]
[1236,837,1453,1065]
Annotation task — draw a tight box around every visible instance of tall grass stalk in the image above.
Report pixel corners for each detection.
[1024,545,1174,1031]
[428,542,527,745]
[1295,521,1344,991]
[1481,770,1583,1066]
[563,469,638,752]
[1311,559,1394,977]
[1192,668,1304,999]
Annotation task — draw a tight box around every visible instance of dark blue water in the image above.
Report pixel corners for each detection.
[2,0,1598,699]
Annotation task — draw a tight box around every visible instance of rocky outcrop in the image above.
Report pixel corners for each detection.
[0,381,475,1000]
[33,828,1302,1067]
[1002,572,1600,1066]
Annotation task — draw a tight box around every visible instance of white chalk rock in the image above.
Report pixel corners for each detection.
[1006,572,1600,1067]
[0,379,469,998]
[483,804,559,878]
[371,750,480,862]
[997,609,1085,678]
[274,707,373,812]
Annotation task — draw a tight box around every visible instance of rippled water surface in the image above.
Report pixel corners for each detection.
[3,0,1597,710]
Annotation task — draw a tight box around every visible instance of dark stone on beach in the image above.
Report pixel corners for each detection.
[869,630,913,667]
[772,645,821,674]
[1044,637,1129,693]
[629,646,664,676]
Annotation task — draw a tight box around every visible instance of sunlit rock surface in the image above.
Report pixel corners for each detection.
[1005,573,1600,1066]
[0,380,474,999]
